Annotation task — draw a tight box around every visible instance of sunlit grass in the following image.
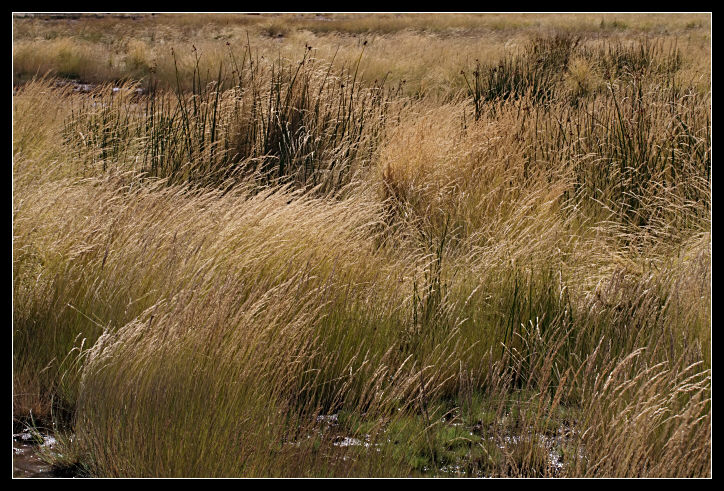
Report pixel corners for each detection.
[13,14,710,478]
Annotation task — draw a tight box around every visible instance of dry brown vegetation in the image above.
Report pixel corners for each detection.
[13,13,710,478]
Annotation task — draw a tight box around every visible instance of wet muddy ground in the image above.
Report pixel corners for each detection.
[11,415,578,477]
[12,430,58,478]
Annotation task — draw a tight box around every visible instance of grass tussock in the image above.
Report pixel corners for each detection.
[57,45,393,190]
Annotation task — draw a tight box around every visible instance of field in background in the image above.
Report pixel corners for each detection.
[13,13,711,478]
[13,13,711,96]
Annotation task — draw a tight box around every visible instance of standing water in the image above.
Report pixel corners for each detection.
[13,430,60,478]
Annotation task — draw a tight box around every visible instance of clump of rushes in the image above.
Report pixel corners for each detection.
[463,35,684,113]
[61,42,392,192]
[462,33,579,112]
[458,35,708,234]
[521,74,709,232]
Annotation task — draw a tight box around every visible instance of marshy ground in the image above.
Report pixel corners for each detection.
[12,12,711,478]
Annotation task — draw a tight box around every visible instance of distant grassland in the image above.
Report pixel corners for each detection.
[13,13,710,477]
[13,13,711,97]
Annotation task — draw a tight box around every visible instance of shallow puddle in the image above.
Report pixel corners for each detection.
[13,431,59,478]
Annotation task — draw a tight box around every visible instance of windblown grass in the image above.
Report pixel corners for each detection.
[13,16,710,478]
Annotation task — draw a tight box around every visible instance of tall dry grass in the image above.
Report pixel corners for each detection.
[13,13,711,98]
[13,23,710,477]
